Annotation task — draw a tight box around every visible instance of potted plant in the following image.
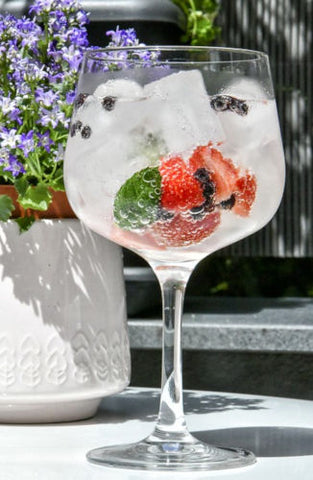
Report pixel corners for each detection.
[0,0,140,423]
[0,0,221,422]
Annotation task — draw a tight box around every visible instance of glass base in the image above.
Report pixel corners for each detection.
[86,435,256,471]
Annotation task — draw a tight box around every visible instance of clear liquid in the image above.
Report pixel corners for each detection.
[65,76,285,263]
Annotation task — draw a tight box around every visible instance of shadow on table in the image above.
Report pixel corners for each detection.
[84,389,266,425]
[194,426,313,457]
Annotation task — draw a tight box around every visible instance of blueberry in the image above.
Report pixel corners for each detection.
[210,95,231,112]
[157,208,175,222]
[70,120,83,137]
[190,204,205,220]
[219,194,236,210]
[193,167,211,183]
[74,93,89,109]
[194,168,216,209]
[229,98,249,116]
[81,125,92,139]
[102,96,117,111]
[210,95,249,116]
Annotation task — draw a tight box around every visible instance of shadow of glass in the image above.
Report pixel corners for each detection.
[194,426,313,457]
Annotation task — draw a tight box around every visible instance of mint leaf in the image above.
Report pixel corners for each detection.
[113,167,161,230]
[18,184,52,211]
[14,215,36,233]
[0,195,14,221]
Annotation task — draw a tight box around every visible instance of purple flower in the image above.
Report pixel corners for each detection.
[39,106,66,128]
[18,131,36,155]
[67,27,88,47]
[28,0,54,16]
[38,131,53,152]
[48,10,68,32]
[61,45,84,70]
[3,154,26,177]
[53,143,64,162]
[76,9,89,27]
[35,87,58,106]
[0,97,19,117]
[106,27,139,47]
[0,128,21,149]
[66,91,76,104]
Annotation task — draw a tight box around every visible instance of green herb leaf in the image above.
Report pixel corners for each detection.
[113,167,161,230]
[0,195,15,221]
[14,215,36,233]
[18,184,52,211]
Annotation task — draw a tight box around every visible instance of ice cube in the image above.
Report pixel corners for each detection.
[69,79,144,167]
[221,78,267,101]
[93,79,144,100]
[68,72,227,195]
[143,70,225,155]
[215,78,276,154]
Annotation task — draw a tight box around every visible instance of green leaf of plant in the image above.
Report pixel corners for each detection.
[172,0,220,45]
[15,177,29,197]
[14,215,36,233]
[0,195,15,221]
[113,167,161,230]
[49,167,65,191]
[18,184,52,211]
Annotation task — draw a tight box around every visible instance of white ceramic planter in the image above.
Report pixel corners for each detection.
[0,219,130,423]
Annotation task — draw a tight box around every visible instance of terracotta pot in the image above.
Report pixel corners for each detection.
[0,184,76,219]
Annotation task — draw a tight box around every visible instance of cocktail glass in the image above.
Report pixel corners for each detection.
[64,46,285,471]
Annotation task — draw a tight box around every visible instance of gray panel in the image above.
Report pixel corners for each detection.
[218,0,313,256]
[0,0,184,25]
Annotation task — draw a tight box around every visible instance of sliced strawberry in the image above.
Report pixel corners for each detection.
[152,211,221,247]
[159,156,205,211]
[233,173,257,216]
[189,145,239,203]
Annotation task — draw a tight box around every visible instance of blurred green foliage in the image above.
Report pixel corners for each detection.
[172,0,221,45]
[189,257,313,298]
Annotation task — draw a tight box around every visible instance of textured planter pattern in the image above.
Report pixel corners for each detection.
[0,219,130,423]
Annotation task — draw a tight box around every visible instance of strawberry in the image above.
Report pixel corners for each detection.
[159,156,205,211]
[233,173,257,216]
[189,143,257,217]
[152,211,221,247]
[189,144,239,203]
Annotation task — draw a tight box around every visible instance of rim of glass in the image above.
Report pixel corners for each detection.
[83,45,269,64]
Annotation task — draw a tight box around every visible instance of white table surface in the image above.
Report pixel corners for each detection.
[1,387,313,479]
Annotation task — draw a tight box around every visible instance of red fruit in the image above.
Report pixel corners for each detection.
[159,156,205,211]
[189,143,257,217]
[233,174,257,216]
[189,145,239,203]
[152,211,221,247]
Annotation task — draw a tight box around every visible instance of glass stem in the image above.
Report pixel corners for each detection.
[148,262,196,443]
